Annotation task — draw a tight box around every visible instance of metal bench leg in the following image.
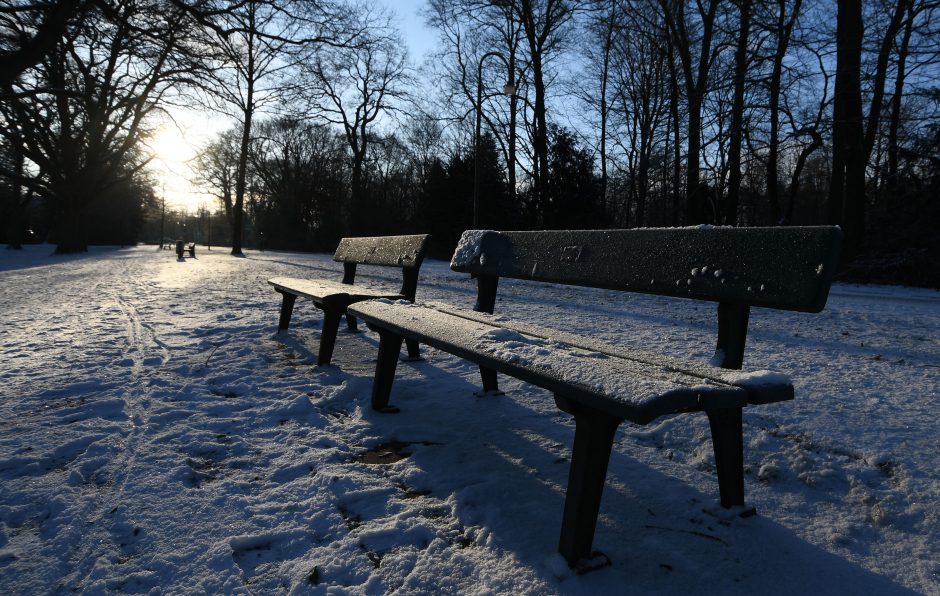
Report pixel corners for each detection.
[317,308,343,365]
[479,367,499,393]
[346,313,358,331]
[372,332,404,412]
[706,407,746,508]
[405,339,421,360]
[554,395,621,567]
[276,291,297,332]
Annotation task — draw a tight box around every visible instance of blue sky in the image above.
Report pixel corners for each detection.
[375,0,437,61]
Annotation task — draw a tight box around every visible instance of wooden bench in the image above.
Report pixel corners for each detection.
[347,227,842,568]
[268,234,431,366]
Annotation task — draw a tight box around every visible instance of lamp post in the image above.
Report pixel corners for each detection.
[159,183,166,249]
[473,51,515,228]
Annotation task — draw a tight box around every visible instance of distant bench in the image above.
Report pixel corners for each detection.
[176,241,196,259]
[348,227,842,568]
[268,234,430,366]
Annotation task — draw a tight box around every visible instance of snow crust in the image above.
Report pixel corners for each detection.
[1,244,938,594]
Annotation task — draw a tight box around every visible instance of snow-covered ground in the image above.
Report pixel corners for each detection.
[1,244,938,594]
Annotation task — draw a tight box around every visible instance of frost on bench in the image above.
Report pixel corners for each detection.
[349,300,790,423]
[349,226,841,568]
[267,234,430,366]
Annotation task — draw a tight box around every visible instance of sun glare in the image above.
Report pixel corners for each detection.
[146,112,225,212]
[150,125,197,166]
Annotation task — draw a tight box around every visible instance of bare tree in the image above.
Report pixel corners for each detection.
[577,0,624,218]
[610,2,671,227]
[201,0,357,255]
[425,0,523,208]
[512,0,580,212]
[879,0,939,199]
[659,0,725,224]
[763,0,803,224]
[193,129,241,222]
[722,0,752,225]
[0,0,207,253]
[0,0,86,88]
[304,7,409,235]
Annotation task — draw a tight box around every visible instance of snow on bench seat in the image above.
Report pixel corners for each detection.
[268,277,404,303]
[348,300,791,424]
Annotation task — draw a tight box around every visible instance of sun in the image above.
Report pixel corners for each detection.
[149,124,197,168]
[146,119,211,211]
[145,109,231,211]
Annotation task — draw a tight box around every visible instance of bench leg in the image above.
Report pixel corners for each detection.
[277,291,297,332]
[372,332,404,411]
[479,367,499,393]
[317,308,343,366]
[554,395,621,567]
[706,407,746,508]
[405,339,421,360]
[346,313,358,331]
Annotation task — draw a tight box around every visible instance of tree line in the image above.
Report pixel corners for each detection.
[1,0,938,281]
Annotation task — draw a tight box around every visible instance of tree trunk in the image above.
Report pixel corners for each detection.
[829,0,865,260]
[53,190,88,254]
[232,100,252,256]
[350,151,366,235]
[598,6,615,220]
[508,47,518,207]
[785,128,822,223]
[531,53,549,216]
[685,92,707,222]
[231,2,258,256]
[724,0,752,226]
[886,2,914,201]
[6,146,25,250]
[669,62,681,226]
[767,0,802,225]
[862,0,910,165]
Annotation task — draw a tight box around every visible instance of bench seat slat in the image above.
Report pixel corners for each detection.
[347,301,791,424]
[268,277,405,303]
[426,303,792,406]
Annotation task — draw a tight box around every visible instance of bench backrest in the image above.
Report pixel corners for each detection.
[450,227,842,369]
[333,234,431,301]
[451,227,842,313]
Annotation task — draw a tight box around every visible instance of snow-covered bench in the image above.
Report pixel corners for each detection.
[268,234,430,366]
[347,227,843,568]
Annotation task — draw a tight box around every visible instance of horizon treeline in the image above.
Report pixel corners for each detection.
[1,0,938,280]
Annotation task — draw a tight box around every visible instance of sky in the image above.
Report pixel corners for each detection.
[379,0,437,60]
[148,0,438,213]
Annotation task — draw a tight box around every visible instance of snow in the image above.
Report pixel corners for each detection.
[449,230,492,269]
[728,370,793,388]
[1,244,939,593]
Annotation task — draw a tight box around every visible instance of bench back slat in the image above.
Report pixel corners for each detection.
[450,227,842,313]
[334,234,430,269]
